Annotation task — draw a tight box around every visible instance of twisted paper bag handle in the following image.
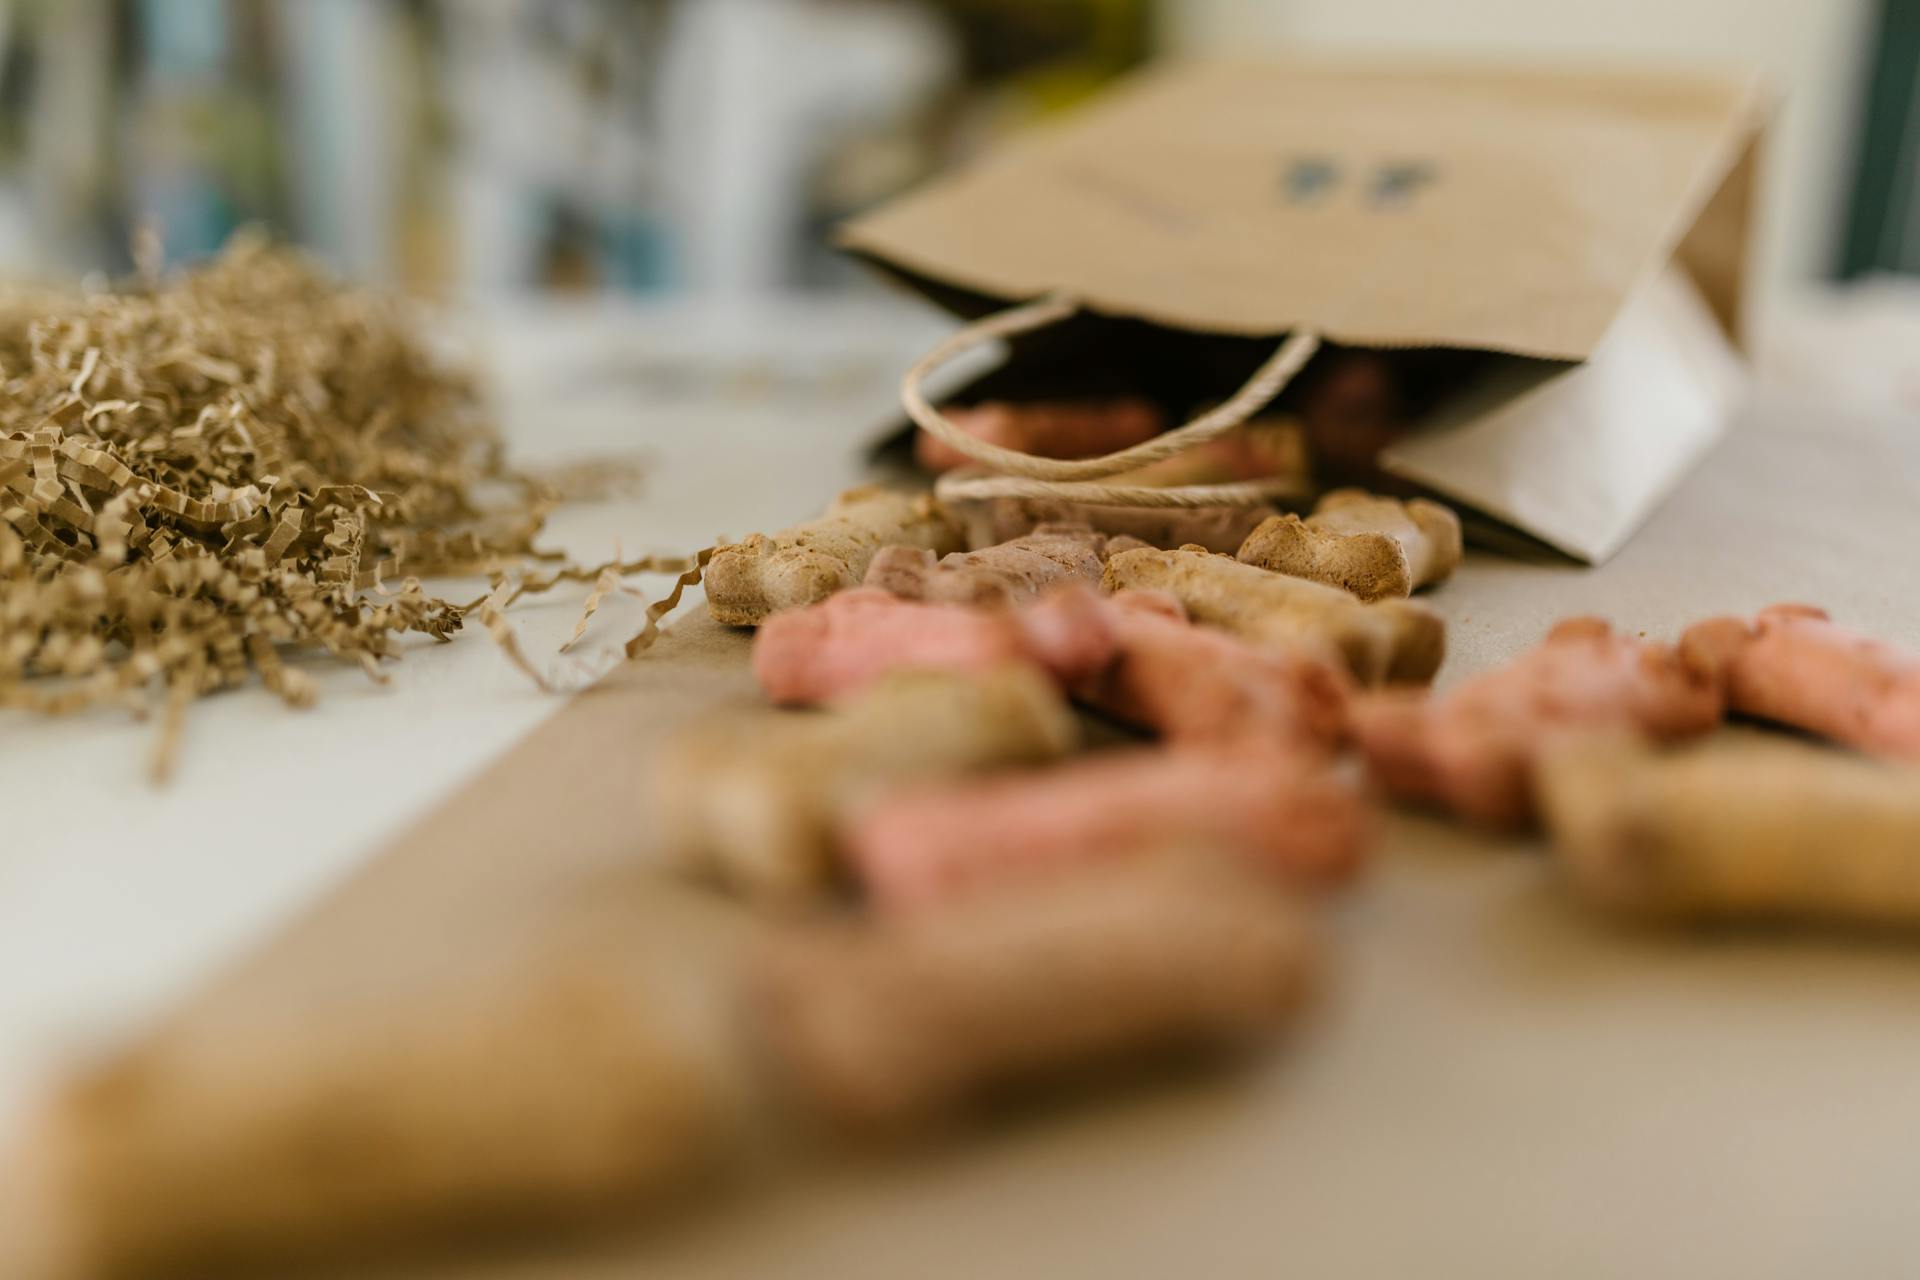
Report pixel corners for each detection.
[902,292,1322,509]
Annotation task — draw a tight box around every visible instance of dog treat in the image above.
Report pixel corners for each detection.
[705,486,963,626]
[1295,350,1412,484]
[1681,604,1920,760]
[1101,545,1444,686]
[1079,590,1349,748]
[1110,418,1311,490]
[6,930,753,1279]
[864,522,1143,606]
[753,856,1319,1129]
[1237,489,1462,602]
[957,496,1276,555]
[847,744,1367,912]
[914,398,1164,473]
[752,585,1116,706]
[1350,618,1724,828]
[1538,735,1920,926]
[656,665,1079,900]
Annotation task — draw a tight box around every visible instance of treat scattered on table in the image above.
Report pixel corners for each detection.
[755,855,1319,1130]
[752,584,1115,705]
[1681,603,1920,760]
[864,521,1143,606]
[1237,489,1462,601]
[1102,544,1445,685]
[705,485,962,626]
[954,494,1276,554]
[847,744,1368,911]
[1350,617,1724,828]
[1079,589,1350,748]
[9,926,752,1279]
[655,663,1079,900]
[1539,735,1920,927]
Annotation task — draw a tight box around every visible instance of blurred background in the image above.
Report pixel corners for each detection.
[0,0,1913,309]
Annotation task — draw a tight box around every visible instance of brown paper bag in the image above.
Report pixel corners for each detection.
[840,58,1766,562]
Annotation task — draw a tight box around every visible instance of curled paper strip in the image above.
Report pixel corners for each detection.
[624,547,715,660]
[471,549,711,695]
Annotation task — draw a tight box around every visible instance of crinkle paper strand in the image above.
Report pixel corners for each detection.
[0,233,669,777]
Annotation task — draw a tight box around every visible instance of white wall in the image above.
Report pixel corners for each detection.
[1165,0,1877,305]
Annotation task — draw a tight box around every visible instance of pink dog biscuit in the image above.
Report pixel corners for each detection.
[1681,604,1920,760]
[752,585,1116,706]
[1350,617,1724,829]
[1080,591,1349,749]
[847,745,1368,912]
[753,855,1319,1130]
[915,399,1164,473]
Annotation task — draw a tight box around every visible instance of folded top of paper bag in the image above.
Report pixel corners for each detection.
[841,57,1768,563]
[841,58,1766,363]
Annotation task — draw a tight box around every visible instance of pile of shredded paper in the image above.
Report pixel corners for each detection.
[0,233,693,778]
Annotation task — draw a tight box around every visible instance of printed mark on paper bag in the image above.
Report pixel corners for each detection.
[1282,157,1438,209]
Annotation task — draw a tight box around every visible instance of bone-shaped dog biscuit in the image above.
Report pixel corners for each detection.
[1351,617,1724,828]
[1680,604,1920,761]
[655,665,1079,900]
[1540,734,1920,927]
[751,585,1116,706]
[755,855,1320,1129]
[1101,545,1444,686]
[847,743,1368,912]
[957,496,1276,555]
[1079,590,1349,748]
[705,486,962,626]
[1237,489,1462,602]
[863,522,1141,606]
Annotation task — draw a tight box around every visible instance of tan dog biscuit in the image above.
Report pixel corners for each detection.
[706,487,962,626]
[1237,489,1462,602]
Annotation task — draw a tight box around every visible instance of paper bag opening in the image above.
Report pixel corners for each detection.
[842,57,1767,563]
